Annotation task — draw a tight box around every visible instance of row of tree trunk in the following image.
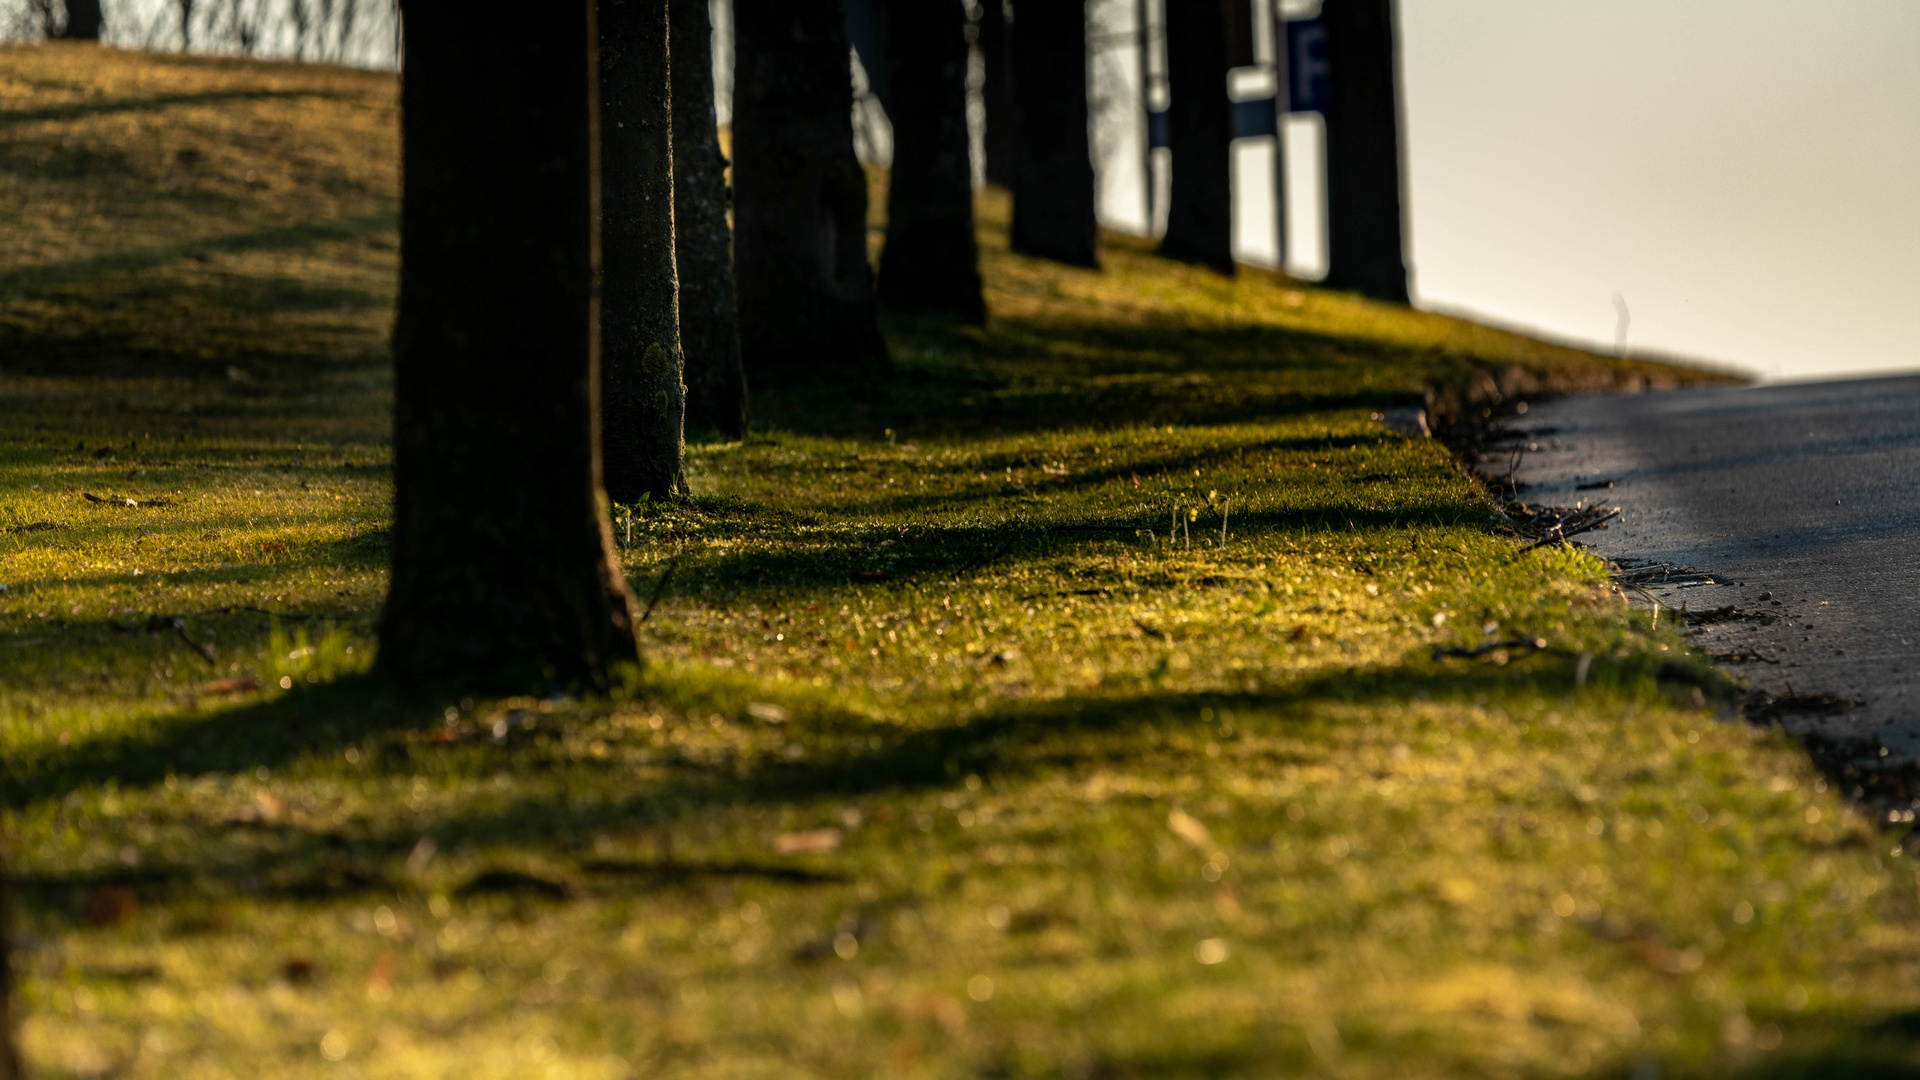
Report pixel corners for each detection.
[378,0,1411,691]
[1157,0,1407,300]
[375,0,993,691]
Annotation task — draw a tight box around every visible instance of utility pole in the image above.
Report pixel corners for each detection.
[1271,0,1290,270]
[1136,0,1154,233]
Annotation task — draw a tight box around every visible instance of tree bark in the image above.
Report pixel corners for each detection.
[380,0,640,693]
[59,0,104,38]
[876,0,984,322]
[1009,0,1097,268]
[1158,0,1233,273]
[1,865,17,1080]
[671,0,748,440]
[732,0,889,381]
[976,0,1015,189]
[599,0,686,501]
[1321,0,1409,303]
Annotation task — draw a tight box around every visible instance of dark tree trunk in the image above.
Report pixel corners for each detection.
[1009,0,1097,268]
[976,0,1014,189]
[732,0,889,381]
[179,0,195,46]
[380,0,640,692]
[59,0,104,38]
[671,0,748,440]
[876,0,984,322]
[1,865,16,1080]
[1321,0,1409,303]
[1158,0,1233,273]
[598,0,685,501]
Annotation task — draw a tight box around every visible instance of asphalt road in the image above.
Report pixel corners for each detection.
[1503,374,1920,753]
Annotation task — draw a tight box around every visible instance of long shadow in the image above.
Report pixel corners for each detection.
[6,649,1727,932]
[2,525,390,600]
[0,87,351,128]
[630,495,1482,598]
[6,650,1573,822]
[0,213,397,297]
[4,674,414,812]
[752,428,1427,521]
[750,307,1442,442]
[1586,1016,1920,1080]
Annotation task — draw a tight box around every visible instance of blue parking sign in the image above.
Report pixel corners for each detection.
[1285,17,1329,114]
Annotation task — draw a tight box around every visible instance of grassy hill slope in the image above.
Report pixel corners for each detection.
[6,42,1918,1080]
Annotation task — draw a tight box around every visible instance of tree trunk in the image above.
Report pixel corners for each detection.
[1,865,17,1080]
[1158,0,1233,273]
[598,0,685,501]
[380,0,640,693]
[976,0,1014,189]
[876,0,984,322]
[671,0,748,440]
[732,0,889,381]
[1009,0,1097,268]
[1321,0,1409,303]
[59,0,104,39]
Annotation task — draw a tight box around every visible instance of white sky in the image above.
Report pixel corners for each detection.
[1097,0,1920,382]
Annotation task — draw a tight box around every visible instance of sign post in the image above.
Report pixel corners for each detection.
[1273,8,1291,267]
[1138,0,1156,232]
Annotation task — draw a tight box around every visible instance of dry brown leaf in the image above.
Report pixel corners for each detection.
[773,828,842,855]
[747,702,791,724]
[1168,807,1213,850]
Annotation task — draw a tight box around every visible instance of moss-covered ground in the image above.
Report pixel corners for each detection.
[7,41,1920,1080]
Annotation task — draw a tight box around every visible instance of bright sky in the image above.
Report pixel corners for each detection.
[1102,0,1920,382]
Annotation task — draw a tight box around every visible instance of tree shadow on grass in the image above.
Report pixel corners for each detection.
[11,654,1618,875]
[664,501,1476,593]
[728,427,1435,522]
[0,87,354,129]
[1585,1013,1920,1080]
[750,310,1444,443]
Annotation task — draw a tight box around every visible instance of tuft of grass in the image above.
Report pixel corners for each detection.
[9,42,1920,1080]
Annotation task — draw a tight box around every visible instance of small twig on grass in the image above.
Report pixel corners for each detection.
[202,604,323,621]
[84,492,172,508]
[147,614,216,664]
[637,557,681,624]
[1431,637,1554,662]
[1522,508,1620,551]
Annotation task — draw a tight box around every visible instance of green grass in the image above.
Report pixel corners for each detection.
[8,41,1920,1080]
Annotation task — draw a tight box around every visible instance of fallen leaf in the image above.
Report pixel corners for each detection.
[747,702,791,724]
[774,828,842,855]
[199,677,261,696]
[366,948,398,990]
[85,886,139,926]
[1168,807,1213,851]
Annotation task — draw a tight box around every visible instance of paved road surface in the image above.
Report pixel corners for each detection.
[1504,374,1920,752]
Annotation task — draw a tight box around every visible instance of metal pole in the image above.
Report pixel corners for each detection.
[1272,2,1290,270]
[1137,0,1155,234]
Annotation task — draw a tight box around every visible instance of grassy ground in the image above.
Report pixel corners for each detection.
[7,41,1920,1080]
